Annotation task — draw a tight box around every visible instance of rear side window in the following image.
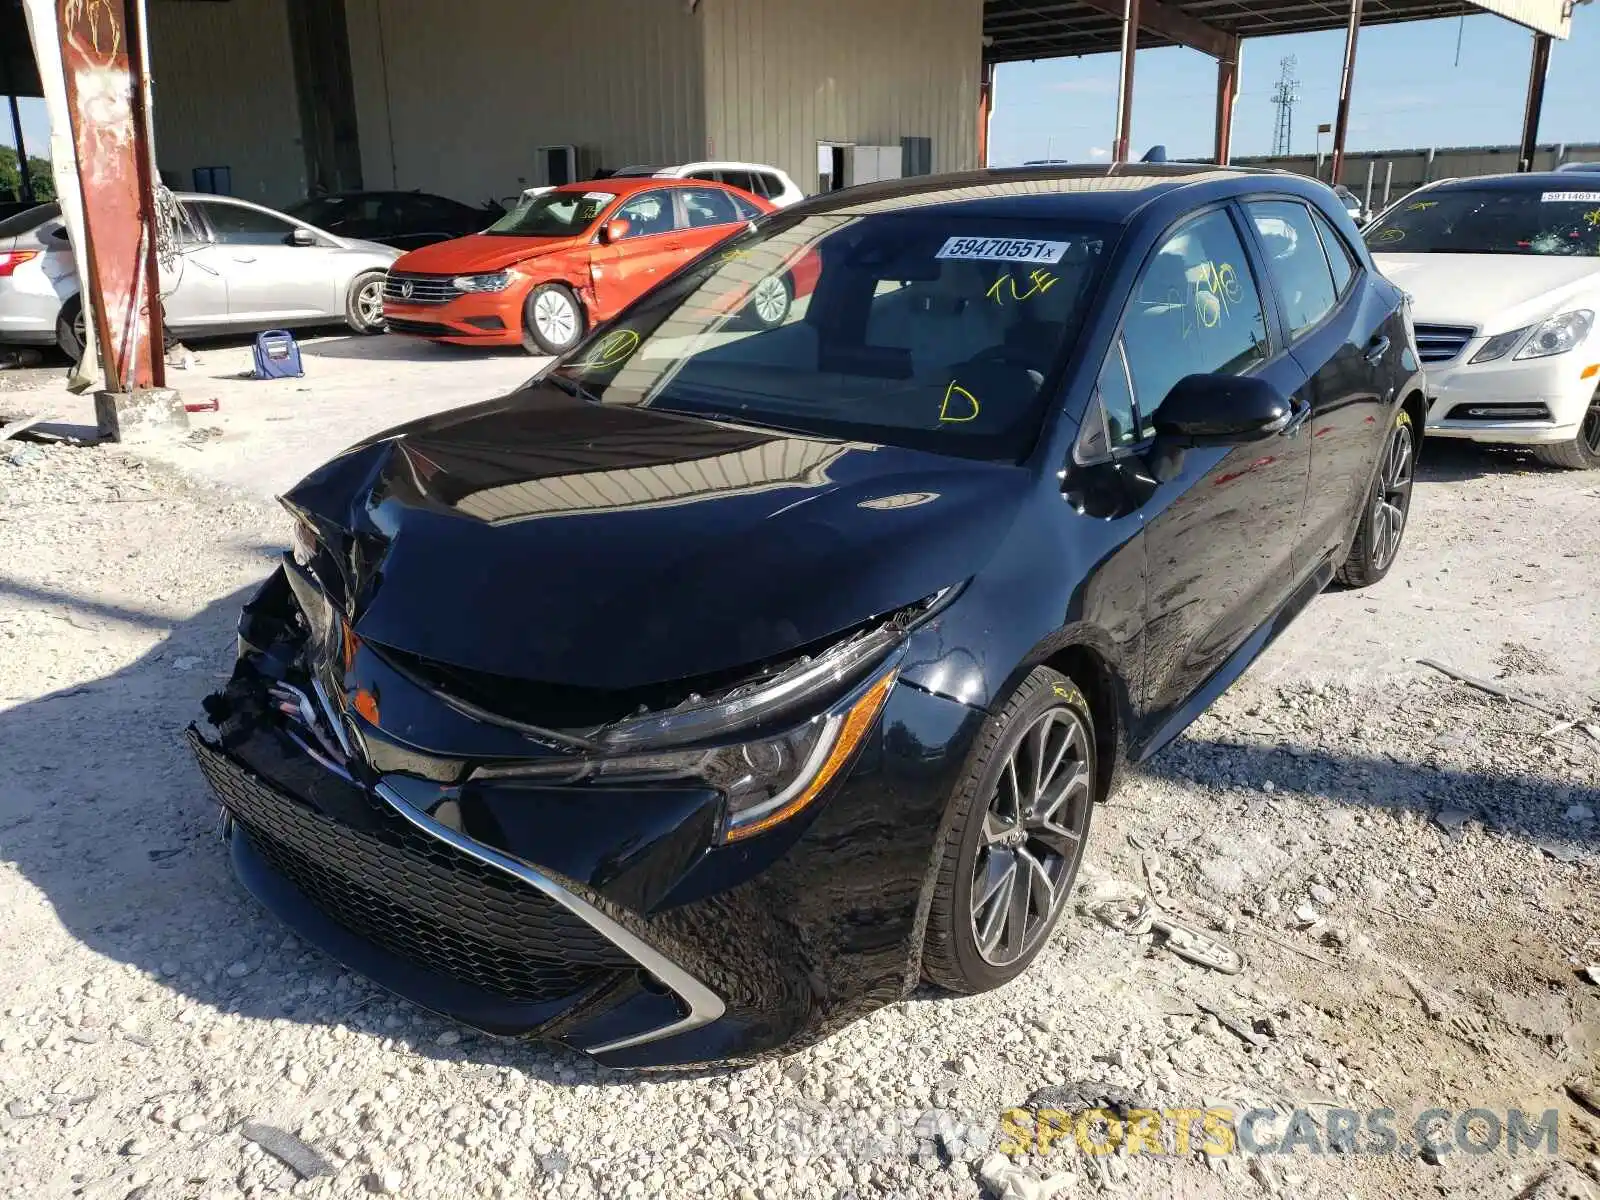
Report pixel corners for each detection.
[1123,208,1270,438]
[755,173,782,199]
[1247,200,1338,339]
[680,187,739,228]
[718,169,756,194]
[1311,209,1356,296]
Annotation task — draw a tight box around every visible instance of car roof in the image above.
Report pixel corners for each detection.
[552,176,739,197]
[785,164,1286,224]
[1423,172,1600,192]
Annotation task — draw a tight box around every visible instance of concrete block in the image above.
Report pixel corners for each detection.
[94,387,189,443]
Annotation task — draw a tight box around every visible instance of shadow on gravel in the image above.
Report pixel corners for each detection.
[1145,735,1600,859]
[1413,438,1565,484]
[0,586,690,1088]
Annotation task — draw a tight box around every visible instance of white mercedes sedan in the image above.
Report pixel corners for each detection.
[1367,172,1600,469]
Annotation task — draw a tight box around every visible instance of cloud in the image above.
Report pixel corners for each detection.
[1087,147,1110,159]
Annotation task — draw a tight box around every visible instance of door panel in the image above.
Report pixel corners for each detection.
[198,201,337,321]
[1246,200,1391,564]
[1128,207,1312,734]
[589,189,690,320]
[161,204,228,328]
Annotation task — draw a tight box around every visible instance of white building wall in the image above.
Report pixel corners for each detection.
[343,0,706,205]
[700,0,982,193]
[147,0,305,205]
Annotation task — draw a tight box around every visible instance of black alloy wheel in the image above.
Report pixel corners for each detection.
[1336,409,1415,588]
[923,667,1097,993]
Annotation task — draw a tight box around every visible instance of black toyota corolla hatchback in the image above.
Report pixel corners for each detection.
[189,165,1424,1067]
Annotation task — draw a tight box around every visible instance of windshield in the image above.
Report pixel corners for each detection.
[486,190,615,237]
[1365,187,1600,256]
[549,211,1112,461]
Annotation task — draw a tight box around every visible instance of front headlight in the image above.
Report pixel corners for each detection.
[452,271,513,293]
[1468,327,1529,364]
[1514,310,1594,360]
[472,665,899,843]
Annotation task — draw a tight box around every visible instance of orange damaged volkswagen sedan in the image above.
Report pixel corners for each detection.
[382,177,781,355]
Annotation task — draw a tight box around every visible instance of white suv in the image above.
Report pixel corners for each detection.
[609,162,805,208]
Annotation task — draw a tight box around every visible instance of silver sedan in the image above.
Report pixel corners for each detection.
[0,194,400,359]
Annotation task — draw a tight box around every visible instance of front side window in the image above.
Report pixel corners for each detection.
[1122,208,1270,438]
[485,189,615,237]
[1363,186,1600,257]
[719,170,757,194]
[613,189,677,238]
[1247,200,1338,338]
[551,215,1112,461]
[200,202,301,245]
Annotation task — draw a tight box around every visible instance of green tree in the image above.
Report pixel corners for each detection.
[0,145,56,203]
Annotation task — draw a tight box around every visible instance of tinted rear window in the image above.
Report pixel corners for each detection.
[0,203,61,238]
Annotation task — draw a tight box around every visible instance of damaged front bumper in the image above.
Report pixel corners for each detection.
[188,563,986,1067]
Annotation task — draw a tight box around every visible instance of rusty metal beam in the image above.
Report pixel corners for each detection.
[1072,0,1236,60]
[1518,32,1552,172]
[1329,0,1363,185]
[1113,0,1140,163]
[1214,36,1240,165]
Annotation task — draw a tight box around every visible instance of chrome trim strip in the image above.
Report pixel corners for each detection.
[311,676,355,759]
[372,781,726,1056]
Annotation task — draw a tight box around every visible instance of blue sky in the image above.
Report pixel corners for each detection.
[3,10,1595,166]
[989,9,1597,165]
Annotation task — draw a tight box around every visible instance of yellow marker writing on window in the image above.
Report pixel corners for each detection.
[986,269,1060,305]
[1407,201,1437,212]
[939,380,980,423]
[1585,209,1600,229]
[574,329,639,370]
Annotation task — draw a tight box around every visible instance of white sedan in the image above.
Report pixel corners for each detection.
[1367,173,1600,468]
[0,194,400,360]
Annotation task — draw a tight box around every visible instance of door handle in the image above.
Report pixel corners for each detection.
[1277,397,1312,438]
[1364,335,1391,365]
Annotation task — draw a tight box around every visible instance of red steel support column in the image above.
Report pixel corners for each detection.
[1518,33,1552,172]
[1113,0,1140,163]
[56,0,155,390]
[1214,36,1240,166]
[1329,0,1363,186]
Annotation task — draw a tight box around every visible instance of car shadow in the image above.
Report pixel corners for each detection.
[0,583,713,1087]
[1414,437,1568,484]
[299,334,535,364]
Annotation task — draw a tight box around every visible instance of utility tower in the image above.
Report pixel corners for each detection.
[1270,56,1300,157]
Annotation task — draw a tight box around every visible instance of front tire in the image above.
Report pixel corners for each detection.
[741,273,791,330]
[922,667,1097,995]
[1530,389,1600,470]
[522,283,584,356]
[1337,408,1415,588]
[345,271,388,335]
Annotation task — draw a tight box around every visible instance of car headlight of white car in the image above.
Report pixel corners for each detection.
[1514,310,1593,361]
[452,271,513,293]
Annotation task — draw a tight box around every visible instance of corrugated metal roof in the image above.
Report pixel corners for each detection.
[982,0,1572,62]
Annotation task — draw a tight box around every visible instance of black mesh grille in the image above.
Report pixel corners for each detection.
[188,731,630,1002]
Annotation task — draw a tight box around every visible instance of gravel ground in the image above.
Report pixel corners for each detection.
[0,428,1596,1200]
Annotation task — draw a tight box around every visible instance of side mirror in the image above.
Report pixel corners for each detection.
[598,218,630,245]
[1154,374,1292,448]
[289,227,317,247]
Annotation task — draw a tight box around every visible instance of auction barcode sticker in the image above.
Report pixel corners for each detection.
[1540,191,1600,203]
[936,236,1069,263]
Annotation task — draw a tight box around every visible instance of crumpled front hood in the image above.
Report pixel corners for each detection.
[392,234,581,275]
[1375,252,1600,331]
[282,385,1032,691]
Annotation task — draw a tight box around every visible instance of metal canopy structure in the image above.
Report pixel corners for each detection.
[981,0,1573,178]
[981,0,1570,61]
